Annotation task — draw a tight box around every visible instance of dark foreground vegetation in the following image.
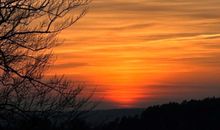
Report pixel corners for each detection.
[0,97,220,130]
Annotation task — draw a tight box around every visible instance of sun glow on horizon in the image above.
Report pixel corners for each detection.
[49,0,220,108]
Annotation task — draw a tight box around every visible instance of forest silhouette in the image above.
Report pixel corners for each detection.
[0,97,219,130]
[94,97,220,130]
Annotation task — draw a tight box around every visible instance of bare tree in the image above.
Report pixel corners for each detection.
[0,0,93,128]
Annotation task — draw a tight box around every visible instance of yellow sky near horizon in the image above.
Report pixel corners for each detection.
[50,0,220,108]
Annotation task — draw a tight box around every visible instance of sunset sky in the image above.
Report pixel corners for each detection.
[50,0,220,109]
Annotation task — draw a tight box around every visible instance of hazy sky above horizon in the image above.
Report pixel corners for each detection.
[50,0,220,109]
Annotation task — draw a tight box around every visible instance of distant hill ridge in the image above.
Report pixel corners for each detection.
[85,108,144,125]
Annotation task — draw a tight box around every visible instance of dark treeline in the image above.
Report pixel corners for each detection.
[94,97,220,130]
[1,97,220,130]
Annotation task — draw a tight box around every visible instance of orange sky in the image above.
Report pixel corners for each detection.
[50,0,220,109]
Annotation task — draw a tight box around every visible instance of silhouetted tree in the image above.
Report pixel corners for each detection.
[0,0,93,129]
